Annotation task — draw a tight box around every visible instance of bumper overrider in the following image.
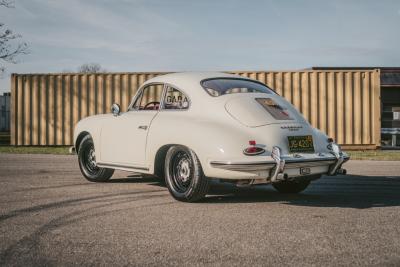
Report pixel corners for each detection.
[210,144,349,182]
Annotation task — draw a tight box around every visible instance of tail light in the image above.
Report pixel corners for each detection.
[243,140,265,156]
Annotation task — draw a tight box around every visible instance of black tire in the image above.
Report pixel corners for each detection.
[164,145,210,202]
[272,179,310,194]
[78,135,114,182]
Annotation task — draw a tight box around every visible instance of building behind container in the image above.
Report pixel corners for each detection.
[10,69,381,149]
[378,68,400,148]
[0,92,10,132]
[313,67,400,149]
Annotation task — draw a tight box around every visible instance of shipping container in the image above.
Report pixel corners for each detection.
[10,70,381,149]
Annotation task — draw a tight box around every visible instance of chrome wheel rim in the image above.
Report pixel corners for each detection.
[83,145,99,174]
[170,151,193,193]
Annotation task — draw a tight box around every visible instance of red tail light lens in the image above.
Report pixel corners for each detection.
[243,147,265,155]
[243,141,265,155]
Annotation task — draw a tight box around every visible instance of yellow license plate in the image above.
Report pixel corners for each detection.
[288,135,315,153]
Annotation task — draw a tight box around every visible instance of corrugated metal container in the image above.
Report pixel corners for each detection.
[10,70,381,149]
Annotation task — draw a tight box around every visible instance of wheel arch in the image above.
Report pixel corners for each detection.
[153,143,205,178]
[153,144,178,178]
[75,131,91,153]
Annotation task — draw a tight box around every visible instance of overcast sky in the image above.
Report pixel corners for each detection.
[0,0,399,93]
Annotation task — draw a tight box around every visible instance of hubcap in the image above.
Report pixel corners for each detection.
[178,159,190,182]
[82,144,100,175]
[170,151,193,193]
[88,148,97,168]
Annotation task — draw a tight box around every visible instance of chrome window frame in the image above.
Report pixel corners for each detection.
[127,82,166,112]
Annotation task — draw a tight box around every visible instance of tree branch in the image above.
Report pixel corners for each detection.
[0,0,29,72]
[0,0,14,8]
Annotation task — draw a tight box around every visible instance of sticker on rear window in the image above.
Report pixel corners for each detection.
[256,98,293,120]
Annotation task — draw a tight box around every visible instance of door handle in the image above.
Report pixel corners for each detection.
[138,125,148,130]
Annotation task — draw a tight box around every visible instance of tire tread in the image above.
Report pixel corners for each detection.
[78,135,114,182]
[164,145,210,202]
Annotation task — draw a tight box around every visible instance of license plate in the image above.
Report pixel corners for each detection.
[300,167,311,175]
[287,135,315,153]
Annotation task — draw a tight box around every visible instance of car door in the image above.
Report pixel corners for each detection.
[100,83,165,169]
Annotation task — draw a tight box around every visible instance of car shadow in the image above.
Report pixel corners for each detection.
[107,176,163,184]
[104,174,400,209]
[203,174,400,209]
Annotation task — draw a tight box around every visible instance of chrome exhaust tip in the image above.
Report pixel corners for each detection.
[271,146,285,182]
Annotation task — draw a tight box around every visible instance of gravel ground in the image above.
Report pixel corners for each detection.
[0,154,399,266]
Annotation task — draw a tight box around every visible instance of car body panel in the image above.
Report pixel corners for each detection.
[100,111,158,168]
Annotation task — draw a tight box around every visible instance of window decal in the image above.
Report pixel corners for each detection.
[163,87,189,110]
[256,98,293,120]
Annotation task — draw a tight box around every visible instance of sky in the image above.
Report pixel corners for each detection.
[0,0,399,93]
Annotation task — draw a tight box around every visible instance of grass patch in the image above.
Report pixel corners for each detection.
[0,146,71,155]
[0,145,399,160]
[345,150,400,161]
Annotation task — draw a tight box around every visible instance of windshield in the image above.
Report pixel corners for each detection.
[201,78,273,97]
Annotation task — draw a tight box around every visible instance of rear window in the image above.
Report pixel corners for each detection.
[201,78,273,97]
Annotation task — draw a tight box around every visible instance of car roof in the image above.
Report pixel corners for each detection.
[142,72,256,101]
[139,72,270,110]
[143,72,245,87]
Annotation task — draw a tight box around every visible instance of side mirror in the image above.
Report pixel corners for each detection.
[111,103,121,116]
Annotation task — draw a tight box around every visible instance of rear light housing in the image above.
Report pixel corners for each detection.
[243,140,265,156]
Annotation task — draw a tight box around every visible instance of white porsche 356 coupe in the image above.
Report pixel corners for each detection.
[74,72,349,202]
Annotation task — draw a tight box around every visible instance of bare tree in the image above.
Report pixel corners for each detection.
[0,0,14,8]
[77,63,105,73]
[0,0,29,74]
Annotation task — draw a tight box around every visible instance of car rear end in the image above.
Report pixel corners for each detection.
[201,77,349,185]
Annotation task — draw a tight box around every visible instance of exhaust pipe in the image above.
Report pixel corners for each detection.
[276,173,288,181]
[336,168,347,175]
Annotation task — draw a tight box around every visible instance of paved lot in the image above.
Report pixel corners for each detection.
[0,154,400,266]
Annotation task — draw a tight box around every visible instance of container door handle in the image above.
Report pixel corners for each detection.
[138,125,148,130]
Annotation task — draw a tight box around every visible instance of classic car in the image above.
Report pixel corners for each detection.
[74,72,349,202]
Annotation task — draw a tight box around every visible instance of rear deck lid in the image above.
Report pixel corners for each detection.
[225,95,305,127]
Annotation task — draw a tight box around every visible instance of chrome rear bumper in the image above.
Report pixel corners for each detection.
[210,151,349,180]
[210,157,339,171]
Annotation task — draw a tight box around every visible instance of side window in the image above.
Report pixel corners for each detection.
[131,84,164,111]
[163,86,190,110]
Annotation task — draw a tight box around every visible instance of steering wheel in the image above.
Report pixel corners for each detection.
[143,101,160,110]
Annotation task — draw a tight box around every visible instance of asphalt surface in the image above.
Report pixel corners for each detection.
[0,154,400,266]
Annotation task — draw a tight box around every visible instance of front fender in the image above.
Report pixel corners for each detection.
[73,114,110,156]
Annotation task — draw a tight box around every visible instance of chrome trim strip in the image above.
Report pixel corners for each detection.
[97,162,149,171]
[211,157,339,166]
[210,162,276,171]
[283,160,336,168]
